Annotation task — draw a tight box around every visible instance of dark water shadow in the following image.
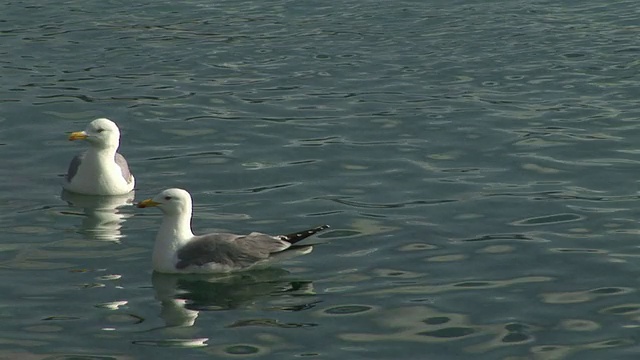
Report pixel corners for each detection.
[151,268,317,328]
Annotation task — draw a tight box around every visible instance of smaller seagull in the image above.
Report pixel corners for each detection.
[63,118,135,196]
[137,188,330,273]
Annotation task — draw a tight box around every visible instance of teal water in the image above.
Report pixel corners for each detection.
[2,0,640,359]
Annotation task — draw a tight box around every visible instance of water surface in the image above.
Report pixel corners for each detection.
[1,0,640,359]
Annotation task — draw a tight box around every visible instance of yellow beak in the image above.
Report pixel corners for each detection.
[137,199,161,208]
[69,131,88,141]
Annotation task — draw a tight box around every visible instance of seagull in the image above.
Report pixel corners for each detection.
[137,188,330,273]
[63,118,135,196]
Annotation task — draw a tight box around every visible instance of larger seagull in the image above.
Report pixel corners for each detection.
[137,188,330,273]
[64,118,135,195]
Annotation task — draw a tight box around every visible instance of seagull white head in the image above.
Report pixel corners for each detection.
[137,188,193,216]
[69,118,121,149]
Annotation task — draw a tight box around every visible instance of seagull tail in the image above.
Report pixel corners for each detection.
[280,225,330,244]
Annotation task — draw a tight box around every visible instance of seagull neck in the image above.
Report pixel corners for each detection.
[158,211,195,245]
[86,145,118,160]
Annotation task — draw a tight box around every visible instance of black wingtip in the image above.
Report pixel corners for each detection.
[281,225,330,244]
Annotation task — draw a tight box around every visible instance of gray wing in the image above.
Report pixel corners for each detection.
[66,153,85,182]
[114,153,133,183]
[176,232,290,270]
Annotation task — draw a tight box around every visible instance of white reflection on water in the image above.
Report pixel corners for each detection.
[61,190,135,242]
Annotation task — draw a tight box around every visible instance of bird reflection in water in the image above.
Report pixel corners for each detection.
[61,190,135,242]
[151,269,318,328]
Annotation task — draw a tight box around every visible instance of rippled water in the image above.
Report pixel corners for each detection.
[2,0,640,359]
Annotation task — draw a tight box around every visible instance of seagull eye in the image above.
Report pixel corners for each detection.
[164,196,172,201]
[96,128,105,133]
